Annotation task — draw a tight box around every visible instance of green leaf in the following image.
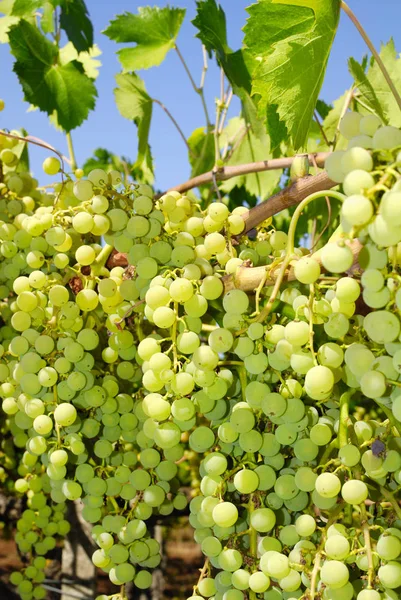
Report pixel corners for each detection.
[81,147,153,182]
[0,0,15,14]
[11,0,40,16]
[244,0,341,149]
[220,117,282,200]
[41,1,55,34]
[104,6,185,71]
[2,128,29,174]
[192,2,264,140]
[188,127,215,178]
[192,0,229,56]
[59,0,93,53]
[348,57,387,124]
[16,127,29,172]
[114,72,154,181]
[266,105,288,157]
[365,39,401,127]
[321,91,348,149]
[227,185,258,210]
[0,14,18,41]
[316,99,332,120]
[59,41,102,80]
[8,19,96,131]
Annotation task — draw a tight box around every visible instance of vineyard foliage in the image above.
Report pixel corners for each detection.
[1,2,401,600]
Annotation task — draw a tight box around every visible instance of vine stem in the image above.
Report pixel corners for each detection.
[341,2,401,112]
[248,494,258,600]
[214,101,222,168]
[307,503,344,600]
[194,558,210,592]
[251,189,345,326]
[223,238,363,293]
[379,486,401,520]
[309,552,321,600]
[338,390,353,448]
[152,98,195,156]
[308,284,317,365]
[162,152,331,196]
[87,244,114,290]
[360,503,375,588]
[0,130,69,172]
[66,132,77,171]
[175,44,211,127]
[372,398,401,436]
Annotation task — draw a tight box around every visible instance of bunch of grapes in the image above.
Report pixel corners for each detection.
[1,110,401,600]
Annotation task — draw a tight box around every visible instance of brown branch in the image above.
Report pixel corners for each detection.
[163,152,330,196]
[241,170,336,234]
[223,239,362,293]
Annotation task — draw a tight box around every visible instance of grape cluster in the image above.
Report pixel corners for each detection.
[2,111,401,600]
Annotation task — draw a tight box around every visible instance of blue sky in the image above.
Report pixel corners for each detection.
[1,0,401,191]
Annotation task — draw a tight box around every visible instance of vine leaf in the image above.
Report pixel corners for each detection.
[59,42,102,80]
[187,127,215,178]
[348,58,387,123]
[8,19,97,131]
[244,0,341,149]
[192,0,229,55]
[0,0,18,43]
[41,1,55,34]
[59,0,93,54]
[192,0,265,142]
[114,73,154,182]
[104,6,185,71]
[316,99,332,120]
[220,117,282,200]
[11,0,41,16]
[364,39,401,127]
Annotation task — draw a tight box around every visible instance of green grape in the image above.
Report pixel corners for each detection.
[233,469,259,494]
[373,125,401,149]
[295,514,316,537]
[325,151,346,183]
[43,157,61,175]
[293,257,321,284]
[223,290,249,314]
[364,310,400,344]
[203,453,227,476]
[321,242,353,273]
[208,328,234,353]
[218,549,242,572]
[310,423,332,446]
[212,502,238,528]
[304,365,334,400]
[343,169,374,196]
[378,561,401,589]
[315,473,341,498]
[324,535,350,559]
[254,465,276,491]
[339,112,363,139]
[376,534,401,561]
[338,444,360,467]
[54,403,77,426]
[341,479,368,504]
[320,560,349,589]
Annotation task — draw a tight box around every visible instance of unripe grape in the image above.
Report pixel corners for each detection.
[341,479,368,504]
[43,157,61,176]
[339,111,362,139]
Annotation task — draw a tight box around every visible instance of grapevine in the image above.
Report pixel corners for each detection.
[1,1,401,600]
